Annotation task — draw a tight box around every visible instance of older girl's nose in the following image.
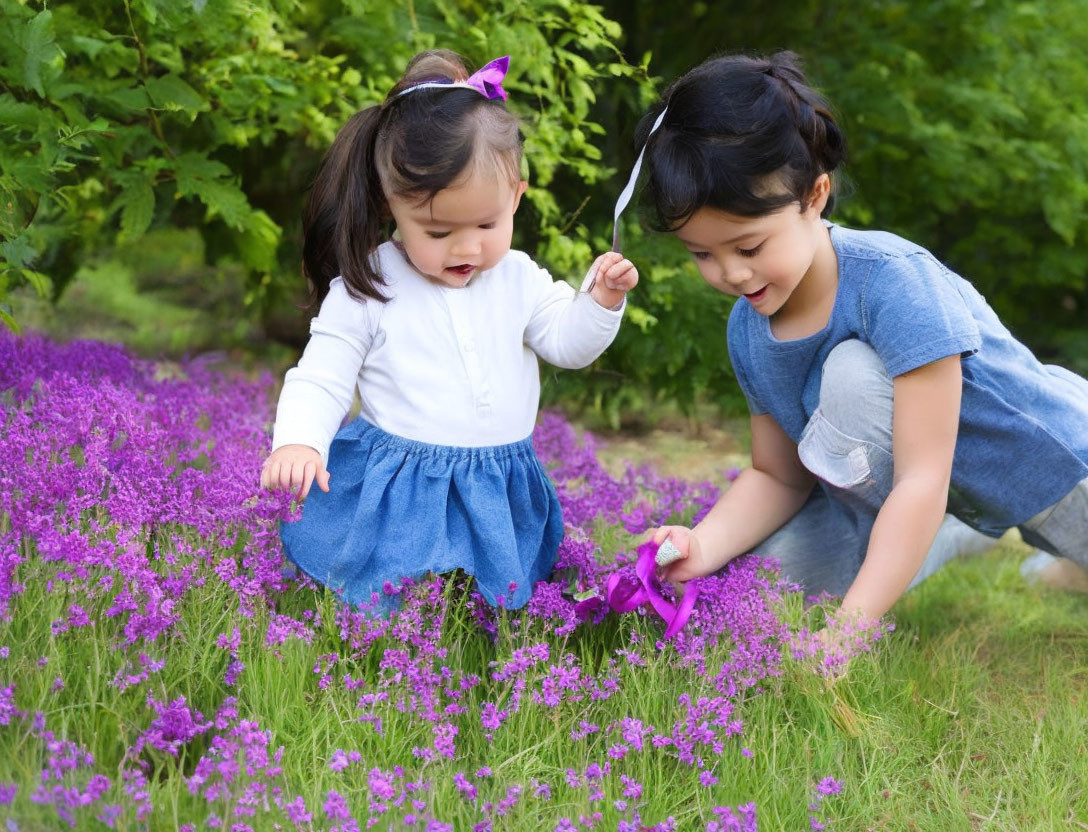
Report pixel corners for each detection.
[721,258,752,287]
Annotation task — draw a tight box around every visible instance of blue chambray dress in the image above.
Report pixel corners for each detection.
[280,419,563,611]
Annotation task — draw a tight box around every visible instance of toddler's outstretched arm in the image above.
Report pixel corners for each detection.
[523,250,633,369]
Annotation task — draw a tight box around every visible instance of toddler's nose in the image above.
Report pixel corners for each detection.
[451,234,482,258]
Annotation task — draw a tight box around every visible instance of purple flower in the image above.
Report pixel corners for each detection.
[283,796,312,825]
[815,777,843,797]
[329,750,351,772]
[323,790,351,821]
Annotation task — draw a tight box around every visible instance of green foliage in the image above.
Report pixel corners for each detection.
[4,0,1088,417]
[0,0,651,320]
[606,0,1088,378]
[808,0,1088,369]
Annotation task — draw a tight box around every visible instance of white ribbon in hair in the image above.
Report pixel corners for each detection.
[584,106,667,293]
[610,106,668,252]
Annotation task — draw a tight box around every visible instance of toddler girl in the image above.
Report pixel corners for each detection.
[261,51,637,610]
[639,52,1088,622]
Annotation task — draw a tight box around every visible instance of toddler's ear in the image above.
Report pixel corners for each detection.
[512,179,529,213]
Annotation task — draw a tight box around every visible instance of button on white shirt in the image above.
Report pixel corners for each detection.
[271,243,625,462]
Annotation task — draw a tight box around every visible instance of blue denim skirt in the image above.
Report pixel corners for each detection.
[280,419,563,610]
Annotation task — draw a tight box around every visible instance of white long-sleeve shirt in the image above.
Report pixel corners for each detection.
[271,242,625,461]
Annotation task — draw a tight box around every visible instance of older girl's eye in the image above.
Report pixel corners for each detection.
[738,243,764,258]
[426,231,450,239]
[690,251,711,261]
[479,223,496,230]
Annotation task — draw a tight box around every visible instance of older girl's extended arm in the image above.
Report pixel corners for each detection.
[838,355,963,621]
[657,412,816,581]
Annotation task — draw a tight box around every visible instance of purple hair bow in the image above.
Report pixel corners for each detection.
[465,56,509,100]
[604,540,698,639]
[397,56,510,101]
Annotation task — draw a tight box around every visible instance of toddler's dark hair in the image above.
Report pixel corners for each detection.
[302,50,522,305]
[638,51,846,229]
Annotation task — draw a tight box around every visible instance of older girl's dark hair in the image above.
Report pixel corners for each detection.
[302,50,522,305]
[638,51,846,229]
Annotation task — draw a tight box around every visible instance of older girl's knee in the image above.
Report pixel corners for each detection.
[818,340,893,445]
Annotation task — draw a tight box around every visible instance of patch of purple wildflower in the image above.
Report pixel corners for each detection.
[0,332,889,827]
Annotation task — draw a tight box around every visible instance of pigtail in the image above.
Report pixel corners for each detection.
[302,105,390,307]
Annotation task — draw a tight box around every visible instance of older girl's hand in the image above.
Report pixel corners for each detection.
[260,444,330,501]
[647,525,713,584]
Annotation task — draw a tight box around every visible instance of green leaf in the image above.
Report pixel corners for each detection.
[145,74,207,118]
[0,307,20,335]
[116,175,156,240]
[172,152,253,229]
[103,85,153,113]
[18,10,59,97]
[68,34,109,60]
[21,269,52,299]
[0,95,45,129]
[235,209,281,272]
[194,179,251,230]
[1,235,37,270]
[173,153,233,197]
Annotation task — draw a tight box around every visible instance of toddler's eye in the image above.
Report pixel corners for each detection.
[690,251,711,261]
[738,243,764,258]
[427,231,451,239]
[478,223,496,230]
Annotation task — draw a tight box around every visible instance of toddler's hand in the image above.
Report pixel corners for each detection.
[260,444,330,501]
[588,251,638,309]
[648,525,709,584]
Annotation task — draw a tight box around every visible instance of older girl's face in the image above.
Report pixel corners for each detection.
[672,174,834,320]
[387,169,528,289]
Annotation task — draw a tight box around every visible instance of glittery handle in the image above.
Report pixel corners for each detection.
[654,538,683,567]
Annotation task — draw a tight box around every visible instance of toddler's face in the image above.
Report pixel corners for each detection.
[672,181,831,318]
[387,170,527,289]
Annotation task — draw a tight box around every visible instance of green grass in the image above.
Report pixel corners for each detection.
[2,530,1086,831]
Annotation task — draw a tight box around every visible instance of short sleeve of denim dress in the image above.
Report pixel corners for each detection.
[859,250,981,377]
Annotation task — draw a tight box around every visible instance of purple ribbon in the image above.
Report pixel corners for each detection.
[397,56,510,101]
[604,540,698,639]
